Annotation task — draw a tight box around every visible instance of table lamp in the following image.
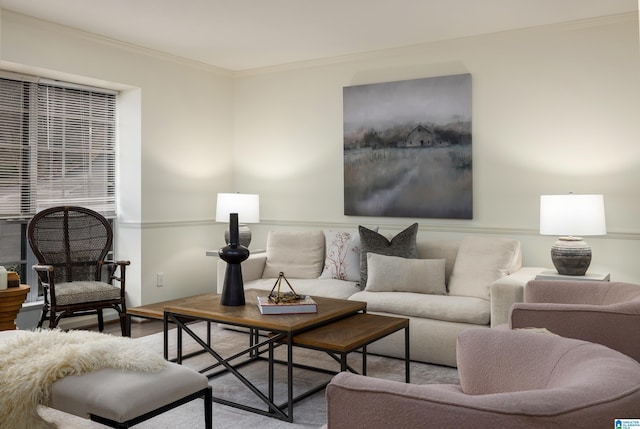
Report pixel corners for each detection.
[539,194,606,276]
[215,193,260,247]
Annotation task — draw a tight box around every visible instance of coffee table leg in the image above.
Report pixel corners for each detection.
[287,332,294,422]
[163,312,169,360]
[340,353,348,372]
[177,322,183,364]
[405,325,410,383]
[268,339,274,403]
[362,345,367,375]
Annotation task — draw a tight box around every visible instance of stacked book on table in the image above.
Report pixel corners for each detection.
[257,295,318,315]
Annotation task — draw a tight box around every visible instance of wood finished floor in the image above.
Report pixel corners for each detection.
[86,319,164,338]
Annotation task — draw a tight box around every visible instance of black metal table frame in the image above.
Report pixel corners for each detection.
[126,312,212,363]
[164,310,309,422]
[163,310,410,423]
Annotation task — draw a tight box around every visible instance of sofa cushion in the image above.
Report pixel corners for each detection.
[365,253,446,295]
[262,230,325,279]
[447,236,521,300]
[416,239,460,287]
[319,230,362,282]
[359,223,419,287]
[349,290,490,325]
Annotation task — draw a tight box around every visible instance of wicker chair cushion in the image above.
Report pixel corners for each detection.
[53,282,121,306]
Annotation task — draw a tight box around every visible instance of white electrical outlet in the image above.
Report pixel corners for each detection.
[156,272,164,287]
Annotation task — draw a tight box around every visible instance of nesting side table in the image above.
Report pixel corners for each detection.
[0,284,30,330]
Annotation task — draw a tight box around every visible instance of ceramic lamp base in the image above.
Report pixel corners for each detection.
[550,236,592,276]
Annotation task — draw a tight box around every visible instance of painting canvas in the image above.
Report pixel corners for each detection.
[343,74,472,219]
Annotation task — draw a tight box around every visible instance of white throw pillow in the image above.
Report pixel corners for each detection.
[365,253,447,295]
[319,230,365,282]
[262,230,325,279]
[447,236,522,300]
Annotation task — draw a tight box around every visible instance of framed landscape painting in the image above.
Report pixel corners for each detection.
[343,74,472,219]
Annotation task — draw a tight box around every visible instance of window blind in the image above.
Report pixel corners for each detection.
[0,76,117,219]
[0,78,32,218]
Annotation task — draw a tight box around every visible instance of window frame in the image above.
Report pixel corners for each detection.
[0,73,118,302]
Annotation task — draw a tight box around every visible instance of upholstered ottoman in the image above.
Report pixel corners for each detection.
[0,329,211,429]
[38,406,111,428]
[50,363,212,428]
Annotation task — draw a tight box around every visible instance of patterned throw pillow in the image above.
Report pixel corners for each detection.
[359,223,419,288]
[319,230,362,282]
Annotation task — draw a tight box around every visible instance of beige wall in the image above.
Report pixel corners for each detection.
[234,13,640,282]
[1,10,639,311]
[0,11,234,306]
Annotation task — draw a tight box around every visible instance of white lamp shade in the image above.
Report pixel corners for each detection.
[215,193,260,223]
[540,194,606,237]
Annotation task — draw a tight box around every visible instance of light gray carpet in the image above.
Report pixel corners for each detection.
[62,322,459,428]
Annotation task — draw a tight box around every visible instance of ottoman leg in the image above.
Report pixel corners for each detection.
[204,386,212,429]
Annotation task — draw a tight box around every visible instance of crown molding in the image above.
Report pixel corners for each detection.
[1,10,233,78]
[233,12,638,77]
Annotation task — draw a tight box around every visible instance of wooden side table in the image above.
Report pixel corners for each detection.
[0,284,30,330]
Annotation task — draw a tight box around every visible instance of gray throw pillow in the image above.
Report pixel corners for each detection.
[359,223,419,288]
[365,253,447,295]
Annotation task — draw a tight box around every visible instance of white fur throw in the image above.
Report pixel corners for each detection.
[0,329,167,429]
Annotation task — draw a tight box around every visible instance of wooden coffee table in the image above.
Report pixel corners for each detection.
[288,313,410,382]
[163,289,367,422]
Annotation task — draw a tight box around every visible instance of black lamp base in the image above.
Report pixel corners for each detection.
[220,262,247,305]
[219,213,250,306]
[224,224,252,248]
[550,236,592,276]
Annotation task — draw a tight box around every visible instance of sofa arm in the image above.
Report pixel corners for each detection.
[216,252,267,294]
[490,267,546,327]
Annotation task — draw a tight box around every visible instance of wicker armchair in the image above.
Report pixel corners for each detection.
[27,206,129,335]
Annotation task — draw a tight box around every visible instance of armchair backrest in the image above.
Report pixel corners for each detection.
[525,280,640,307]
[513,280,640,361]
[457,328,640,398]
[602,282,640,305]
[27,206,112,284]
[457,328,565,394]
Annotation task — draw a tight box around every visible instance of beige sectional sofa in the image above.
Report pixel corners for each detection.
[217,228,545,367]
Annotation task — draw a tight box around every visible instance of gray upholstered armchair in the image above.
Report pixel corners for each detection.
[510,280,640,362]
[323,328,640,428]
